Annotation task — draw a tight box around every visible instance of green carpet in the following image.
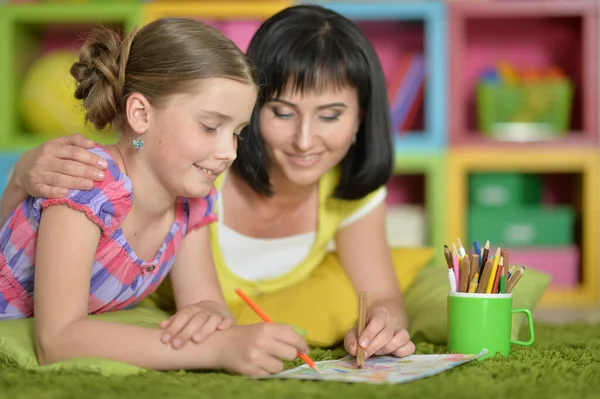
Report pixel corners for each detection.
[1,322,599,399]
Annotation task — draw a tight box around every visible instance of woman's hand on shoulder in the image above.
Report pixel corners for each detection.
[15,134,107,198]
[344,304,415,359]
[159,300,234,349]
[211,323,309,376]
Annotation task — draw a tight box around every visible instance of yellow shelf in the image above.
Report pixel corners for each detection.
[142,1,292,23]
[445,147,599,308]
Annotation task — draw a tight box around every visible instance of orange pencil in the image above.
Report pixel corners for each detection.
[234,288,320,372]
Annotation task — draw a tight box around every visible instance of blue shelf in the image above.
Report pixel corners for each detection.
[310,1,447,151]
[0,152,21,194]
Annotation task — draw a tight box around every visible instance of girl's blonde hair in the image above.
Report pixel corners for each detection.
[70,17,257,131]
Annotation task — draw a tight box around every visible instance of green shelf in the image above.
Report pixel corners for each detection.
[0,3,141,150]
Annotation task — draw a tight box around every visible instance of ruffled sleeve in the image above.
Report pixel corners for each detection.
[186,186,218,232]
[33,146,132,236]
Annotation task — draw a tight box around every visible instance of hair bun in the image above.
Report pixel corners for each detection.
[70,26,131,130]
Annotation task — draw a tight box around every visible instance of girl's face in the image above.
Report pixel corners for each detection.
[259,84,361,188]
[143,78,256,199]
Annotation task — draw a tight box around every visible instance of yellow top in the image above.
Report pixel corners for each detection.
[151,167,384,309]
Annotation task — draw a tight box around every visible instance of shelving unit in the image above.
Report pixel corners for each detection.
[448,0,598,147]
[391,153,446,265]
[318,1,446,152]
[0,0,598,308]
[446,148,599,308]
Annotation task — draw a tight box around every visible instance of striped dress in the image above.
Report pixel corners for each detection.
[0,145,217,319]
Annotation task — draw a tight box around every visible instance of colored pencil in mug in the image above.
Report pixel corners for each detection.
[501,250,509,291]
[477,260,493,294]
[468,272,479,293]
[469,254,480,283]
[507,267,525,293]
[444,245,457,292]
[492,257,503,294]
[234,288,320,372]
[473,240,481,261]
[485,247,501,294]
[457,238,467,258]
[452,244,460,287]
[479,241,490,281]
[459,254,470,293]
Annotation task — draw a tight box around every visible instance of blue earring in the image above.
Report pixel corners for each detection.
[133,133,144,150]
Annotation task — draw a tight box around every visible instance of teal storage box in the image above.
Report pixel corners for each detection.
[469,173,542,208]
[468,206,575,247]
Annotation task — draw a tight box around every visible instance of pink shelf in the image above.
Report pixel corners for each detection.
[386,174,426,206]
[357,20,426,134]
[449,0,598,146]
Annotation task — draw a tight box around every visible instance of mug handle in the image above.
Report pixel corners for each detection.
[510,308,535,346]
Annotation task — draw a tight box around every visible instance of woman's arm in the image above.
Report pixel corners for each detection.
[335,201,414,358]
[335,201,407,325]
[0,135,107,223]
[33,205,223,370]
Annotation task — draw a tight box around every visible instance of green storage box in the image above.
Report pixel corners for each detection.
[468,206,575,247]
[469,173,542,208]
[476,79,573,139]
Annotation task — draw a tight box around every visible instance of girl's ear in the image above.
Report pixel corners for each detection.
[125,92,151,136]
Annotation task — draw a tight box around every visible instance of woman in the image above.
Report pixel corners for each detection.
[1,5,415,360]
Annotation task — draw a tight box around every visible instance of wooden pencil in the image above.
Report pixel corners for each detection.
[479,242,490,281]
[469,254,480,284]
[468,273,479,293]
[477,260,493,293]
[357,291,367,369]
[459,254,471,292]
[492,258,503,294]
[485,247,502,294]
[443,245,453,269]
[502,249,509,286]
[507,268,525,293]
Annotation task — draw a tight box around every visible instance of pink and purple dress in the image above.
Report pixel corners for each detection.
[0,145,217,320]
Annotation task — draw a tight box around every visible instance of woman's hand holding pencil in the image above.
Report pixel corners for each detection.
[445,239,525,294]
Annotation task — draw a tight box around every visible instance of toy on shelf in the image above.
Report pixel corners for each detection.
[476,62,573,141]
[19,50,100,138]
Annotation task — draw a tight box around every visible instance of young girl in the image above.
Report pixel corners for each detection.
[0,18,307,376]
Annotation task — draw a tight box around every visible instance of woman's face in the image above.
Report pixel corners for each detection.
[259,84,361,188]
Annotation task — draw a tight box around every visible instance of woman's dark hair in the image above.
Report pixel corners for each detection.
[231,4,394,200]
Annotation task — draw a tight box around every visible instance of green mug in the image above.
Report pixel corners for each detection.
[447,292,534,360]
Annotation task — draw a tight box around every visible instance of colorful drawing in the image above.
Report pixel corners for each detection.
[256,350,487,384]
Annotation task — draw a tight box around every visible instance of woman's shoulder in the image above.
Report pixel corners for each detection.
[319,167,386,215]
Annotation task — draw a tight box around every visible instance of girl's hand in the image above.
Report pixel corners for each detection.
[160,300,234,349]
[344,305,415,359]
[214,323,309,376]
[15,134,107,198]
